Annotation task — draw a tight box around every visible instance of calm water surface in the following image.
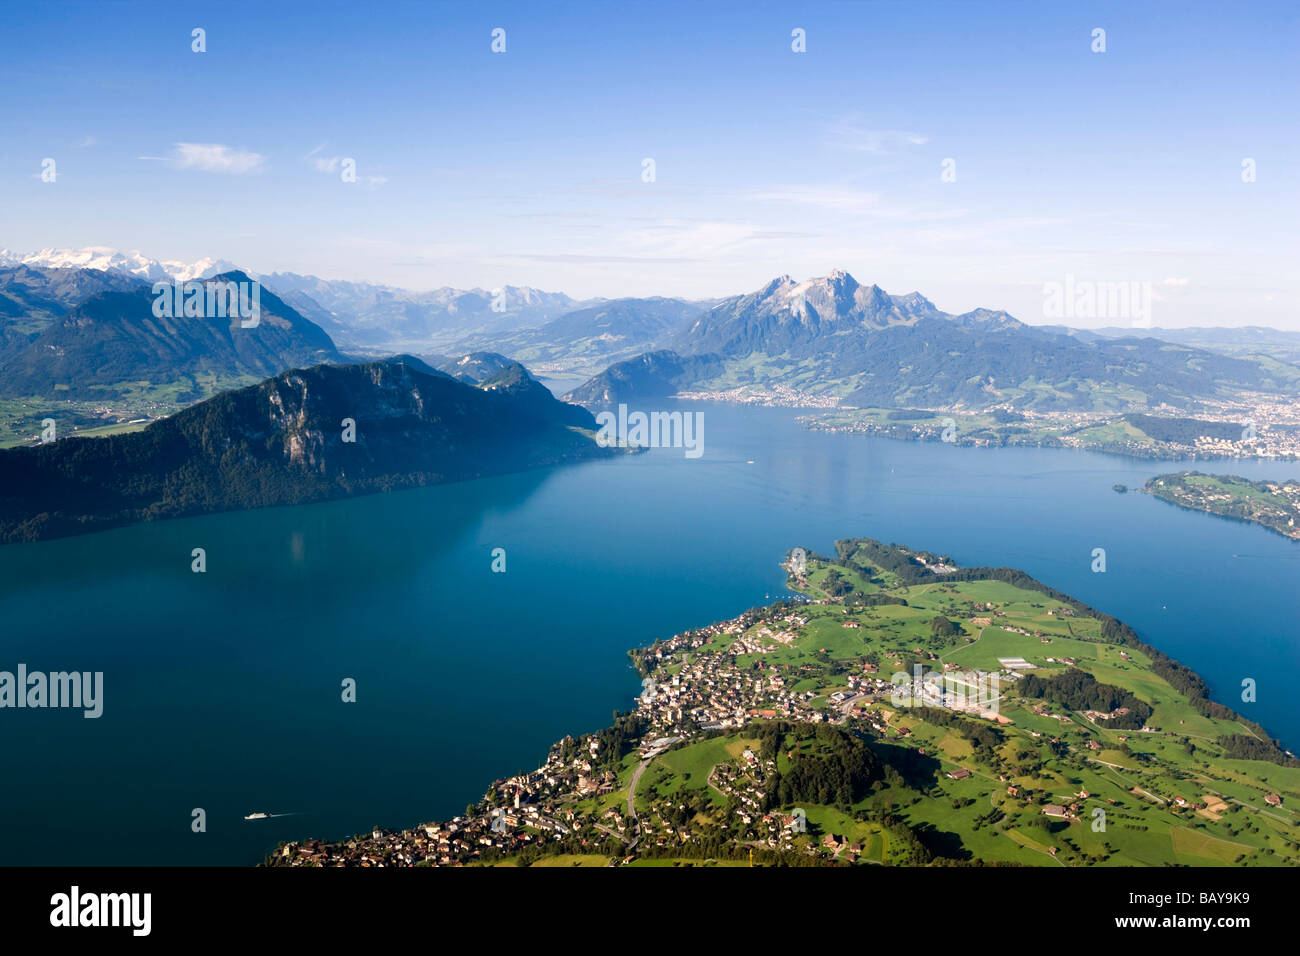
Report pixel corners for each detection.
[1,402,1297,864]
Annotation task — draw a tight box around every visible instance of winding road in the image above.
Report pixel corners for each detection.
[626,758,651,850]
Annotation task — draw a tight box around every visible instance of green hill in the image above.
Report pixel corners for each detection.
[0,356,613,543]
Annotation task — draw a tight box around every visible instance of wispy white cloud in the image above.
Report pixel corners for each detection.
[824,116,929,154]
[746,184,968,224]
[625,219,774,259]
[139,143,266,174]
[515,253,698,264]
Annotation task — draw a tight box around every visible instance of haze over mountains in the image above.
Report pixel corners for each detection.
[10,244,1295,354]
[455,296,712,377]
[264,271,588,349]
[3,248,1298,428]
[1055,325,1300,365]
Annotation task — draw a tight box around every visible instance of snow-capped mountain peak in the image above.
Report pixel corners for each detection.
[0,246,250,282]
[160,256,245,282]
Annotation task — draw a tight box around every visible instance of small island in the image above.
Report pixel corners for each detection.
[1145,472,1300,541]
[267,539,1298,868]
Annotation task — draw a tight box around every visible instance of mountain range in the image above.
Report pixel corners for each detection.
[0,266,340,401]
[454,296,710,377]
[0,246,243,283]
[0,248,601,352]
[1052,324,1300,365]
[566,271,1300,413]
[262,272,590,349]
[0,355,612,543]
[5,250,1299,421]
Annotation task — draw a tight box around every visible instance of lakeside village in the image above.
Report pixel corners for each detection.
[801,400,1300,460]
[268,563,1086,868]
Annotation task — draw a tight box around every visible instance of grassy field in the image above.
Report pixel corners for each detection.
[649,541,1300,866]
[0,374,257,447]
[468,538,1297,869]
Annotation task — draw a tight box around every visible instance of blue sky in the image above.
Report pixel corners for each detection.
[1,0,1296,327]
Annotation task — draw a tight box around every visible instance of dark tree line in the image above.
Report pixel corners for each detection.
[1123,413,1244,444]
[912,707,1003,756]
[1016,670,1151,730]
[1221,734,1300,767]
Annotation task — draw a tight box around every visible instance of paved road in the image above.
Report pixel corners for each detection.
[626,758,651,849]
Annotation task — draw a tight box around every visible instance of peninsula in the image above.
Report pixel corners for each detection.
[1145,472,1300,541]
[268,539,1299,868]
[800,408,1300,461]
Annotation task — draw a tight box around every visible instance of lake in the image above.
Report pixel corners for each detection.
[1,401,1297,864]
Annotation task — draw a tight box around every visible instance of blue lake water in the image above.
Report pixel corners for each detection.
[1,402,1298,865]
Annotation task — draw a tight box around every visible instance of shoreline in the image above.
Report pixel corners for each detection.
[265,538,1296,868]
[1144,472,1300,542]
[589,393,1300,463]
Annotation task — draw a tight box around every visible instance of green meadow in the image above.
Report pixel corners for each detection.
[692,541,1300,865]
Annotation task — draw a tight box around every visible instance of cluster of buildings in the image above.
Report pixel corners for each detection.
[635,614,828,733]
[804,399,1300,462]
[270,588,1073,867]
[675,384,840,408]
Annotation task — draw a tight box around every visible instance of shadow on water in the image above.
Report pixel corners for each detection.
[0,465,559,599]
